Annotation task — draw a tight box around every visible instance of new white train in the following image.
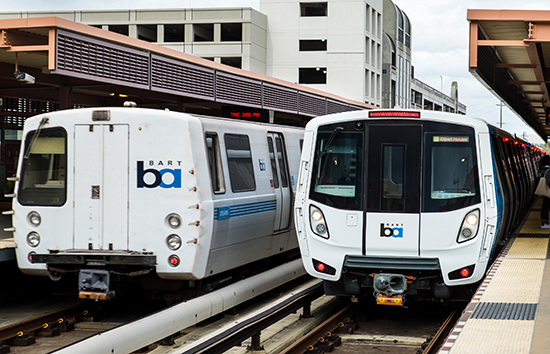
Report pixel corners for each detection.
[10,107,303,299]
[294,109,542,305]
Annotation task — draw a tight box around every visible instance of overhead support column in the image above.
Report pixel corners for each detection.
[59,86,72,110]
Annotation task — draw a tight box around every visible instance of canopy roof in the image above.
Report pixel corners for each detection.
[468,9,550,140]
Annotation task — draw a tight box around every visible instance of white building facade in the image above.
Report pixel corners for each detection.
[0,0,464,113]
[260,0,384,106]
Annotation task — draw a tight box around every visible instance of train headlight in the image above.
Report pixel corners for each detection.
[28,211,41,226]
[457,209,480,243]
[166,234,182,250]
[166,214,182,229]
[27,232,40,247]
[310,205,329,239]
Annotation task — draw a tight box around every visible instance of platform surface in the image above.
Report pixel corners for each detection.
[440,198,550,354]
[0,214,15,261]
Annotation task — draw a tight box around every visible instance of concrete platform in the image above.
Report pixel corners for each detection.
[439,198,550,354]
[0,213,15,262]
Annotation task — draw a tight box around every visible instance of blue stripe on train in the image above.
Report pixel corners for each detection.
[214,200,277,220]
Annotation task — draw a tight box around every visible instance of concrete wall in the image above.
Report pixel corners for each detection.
[261,0,383,105]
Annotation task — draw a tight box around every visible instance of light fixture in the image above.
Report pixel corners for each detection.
[13,52,35,84]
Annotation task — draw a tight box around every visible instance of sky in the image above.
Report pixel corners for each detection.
[3,0,550,144]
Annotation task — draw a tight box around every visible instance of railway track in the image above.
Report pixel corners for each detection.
[278,301,464,354]
[0,282,465,354]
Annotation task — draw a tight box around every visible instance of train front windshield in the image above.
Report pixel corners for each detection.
[309,121,480,212]
[18,128,67,206]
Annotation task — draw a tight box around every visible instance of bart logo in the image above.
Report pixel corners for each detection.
[380,223,404,238]
[137,161,182,188]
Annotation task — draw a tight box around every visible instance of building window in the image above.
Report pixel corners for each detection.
[109,25,129,36]
[194,24,214,42]
[299,68,327,84]
[221,57,242,69]
[396,6,404,44]
[299,39,327,51]
[225,134,256,192]
[404,12,411,48]
[164,24,184,42]
[300,2,328,17]
[137,24,157,42]
[221,23,242,41]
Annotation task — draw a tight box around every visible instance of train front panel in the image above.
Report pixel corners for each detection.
[295,110,501,304]
[12,108,208,298]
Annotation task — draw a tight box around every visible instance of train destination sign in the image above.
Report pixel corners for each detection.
[223,106,269,122]
[433,136,469,143]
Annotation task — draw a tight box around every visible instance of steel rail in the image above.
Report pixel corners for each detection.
[422,308,461,354]
[52,259,306,354]
[0,302,90,342]
[279,304,355,354]
[174,278,324,354]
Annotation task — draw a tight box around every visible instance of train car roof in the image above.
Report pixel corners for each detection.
[304,109,491,132]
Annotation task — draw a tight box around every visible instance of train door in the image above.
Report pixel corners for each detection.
[267,133,291,231]
[365,124,422,257]
[74,124,129,250]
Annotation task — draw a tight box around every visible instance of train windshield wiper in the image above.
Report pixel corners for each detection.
[316,126,343,164]
[24,117,49,159]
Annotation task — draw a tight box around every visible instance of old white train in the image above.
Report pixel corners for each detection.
[10,107,303,299]
[294,109,541,305]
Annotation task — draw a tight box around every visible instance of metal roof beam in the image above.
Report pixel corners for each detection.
[495,63,537,68]
[478,40,528,47]
[525,41,550,108]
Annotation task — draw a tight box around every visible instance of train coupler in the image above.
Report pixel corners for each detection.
[78,269,115,301]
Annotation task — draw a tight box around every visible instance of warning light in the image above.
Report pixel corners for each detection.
[502,137,509,142]
[376,295,403,306]
[317,263,326,272]
[448,265,475,280]
[168,255,180,267]
[369,111,420,118]
[312,259,336,275]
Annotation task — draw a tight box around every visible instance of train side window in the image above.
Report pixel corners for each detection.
[267,137,279,188]
[275,137,289,188]
[205,133,225,194]
[225,134,256,192]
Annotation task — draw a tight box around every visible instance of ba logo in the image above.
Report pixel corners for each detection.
[380,223,404,238]
[137,161,182,188]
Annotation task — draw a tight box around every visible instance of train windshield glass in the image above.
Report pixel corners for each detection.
[310,124,363,210]
[424,131,480,211]
[18,128,67,206]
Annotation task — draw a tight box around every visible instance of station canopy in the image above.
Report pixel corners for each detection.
[0,17,374,125]
[468,9,550,140]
